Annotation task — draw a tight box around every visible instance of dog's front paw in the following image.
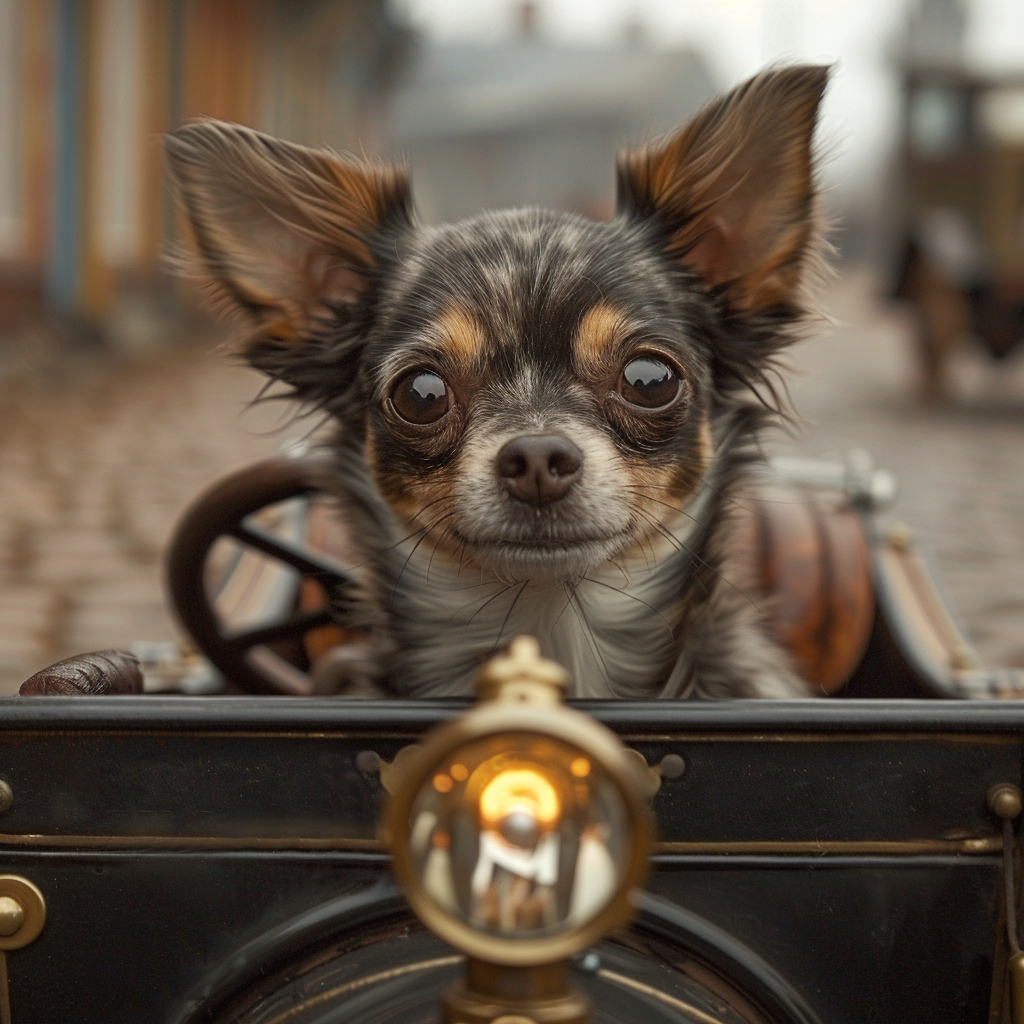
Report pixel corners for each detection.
[19,650,144,696]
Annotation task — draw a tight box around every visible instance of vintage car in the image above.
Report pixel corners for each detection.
[892,63,1024,399]
[0,450,1022,1024]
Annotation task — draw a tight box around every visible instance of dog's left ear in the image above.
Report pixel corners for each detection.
[617,65,829,313]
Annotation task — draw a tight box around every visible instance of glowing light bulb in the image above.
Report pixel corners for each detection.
[479,768,560,827]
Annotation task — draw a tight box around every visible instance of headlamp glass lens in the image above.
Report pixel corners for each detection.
[408,733,629,938]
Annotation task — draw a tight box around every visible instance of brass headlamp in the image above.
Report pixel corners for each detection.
[384,636,653,1024]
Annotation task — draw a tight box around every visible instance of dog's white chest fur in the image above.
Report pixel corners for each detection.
[390,507,707,698]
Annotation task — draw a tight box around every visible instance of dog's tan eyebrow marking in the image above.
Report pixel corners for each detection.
[574,303,629,372]
[433,305,486,364]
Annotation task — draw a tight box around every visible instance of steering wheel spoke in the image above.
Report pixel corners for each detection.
[167,457,354,695]
[224,608,336,651]
[230,521,353,588]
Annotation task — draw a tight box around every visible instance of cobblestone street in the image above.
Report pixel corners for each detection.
[0,343,284,693]
[0,269,1021,694]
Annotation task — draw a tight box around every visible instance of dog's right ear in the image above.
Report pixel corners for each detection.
[165,119,411,363]
[616,65,828,315]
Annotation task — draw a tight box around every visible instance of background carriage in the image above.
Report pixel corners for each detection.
[893,64,1024,399]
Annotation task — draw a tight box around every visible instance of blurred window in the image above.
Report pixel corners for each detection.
[908,85,971,157]
[979,88,1024,144]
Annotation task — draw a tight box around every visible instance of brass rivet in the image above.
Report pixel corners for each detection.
[658,754,686,780]
[0,781,13,815]
[0,897,24,938]
[988,783,1023,820]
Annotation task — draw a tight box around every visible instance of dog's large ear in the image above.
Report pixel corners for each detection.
[617,65,829,313]
[165,120,411,345]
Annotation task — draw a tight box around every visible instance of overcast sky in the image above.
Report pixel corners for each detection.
[392,0,1024,201]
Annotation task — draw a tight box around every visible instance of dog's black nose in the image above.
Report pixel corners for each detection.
[496,434,583,505]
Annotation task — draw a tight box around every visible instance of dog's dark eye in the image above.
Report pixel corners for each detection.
[618,357,680,409]
[391,370,450,424]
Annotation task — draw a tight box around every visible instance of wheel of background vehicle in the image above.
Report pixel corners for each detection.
[166,456,353,695]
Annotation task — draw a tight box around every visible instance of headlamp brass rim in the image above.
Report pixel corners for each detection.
[385,699,653,967]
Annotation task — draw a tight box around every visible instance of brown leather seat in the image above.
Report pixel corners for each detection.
[743,486,874,695]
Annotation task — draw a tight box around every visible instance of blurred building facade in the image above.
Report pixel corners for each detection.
[384,12,717,224]
[0,0,406,338]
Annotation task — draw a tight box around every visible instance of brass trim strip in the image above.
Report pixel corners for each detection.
[653,837,1002,855]
[0,833,1001,854]
[598,968,726,1024]
[0,729,1017,745]
[0,833,384,851]
[261,955,462,1024]
[0,730,423,741]
[619,732,1019,745]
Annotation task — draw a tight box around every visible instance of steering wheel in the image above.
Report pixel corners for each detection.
[167,456,354,695]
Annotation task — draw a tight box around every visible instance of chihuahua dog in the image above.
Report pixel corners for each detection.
[166,65,829,699]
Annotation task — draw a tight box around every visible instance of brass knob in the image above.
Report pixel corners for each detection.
[0,877,45,950]
[988,783,1023,820]
[0,897,24,938]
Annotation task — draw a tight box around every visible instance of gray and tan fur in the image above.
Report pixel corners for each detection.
[166,65,830,700]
